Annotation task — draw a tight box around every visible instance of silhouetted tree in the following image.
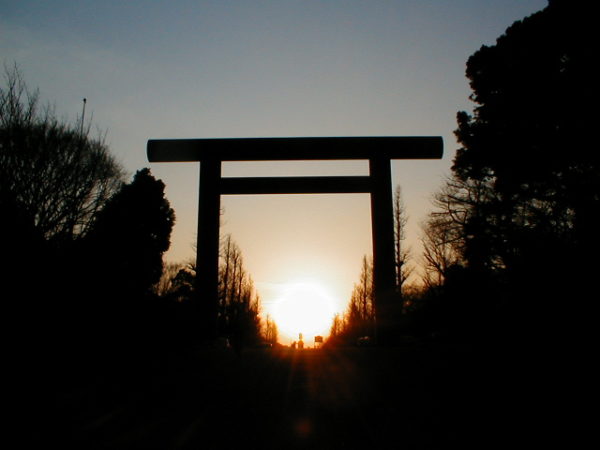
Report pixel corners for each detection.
[218,234,261,349]
[263,314,278,346]
[328,313,344,342]
[0,64,124,243]
[455,2,596,260]
[332,256,375,344]
[420,177,473,288]
[85,168,175,312]
[447,0,596,338]
[393,185,412,294]
[169,262,197,304]
[152,261,184,297]
[155,261,211,341]
[1,65,124,361]
[157,235,263,345]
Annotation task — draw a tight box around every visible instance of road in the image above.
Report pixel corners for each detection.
[39,343,541,449]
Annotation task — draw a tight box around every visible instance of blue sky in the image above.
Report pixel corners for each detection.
[2,0,548,331]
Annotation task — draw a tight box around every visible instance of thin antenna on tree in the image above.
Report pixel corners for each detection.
[80,98,87,137]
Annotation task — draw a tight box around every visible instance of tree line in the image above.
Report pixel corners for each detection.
[328,186,411,345]
[1,64,276,364]
[154,233,267,350]
[1,65,181,368]
[330,0,596,347]
[1,66,272,384]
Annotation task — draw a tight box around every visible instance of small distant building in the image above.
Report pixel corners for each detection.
[314,336,323,348]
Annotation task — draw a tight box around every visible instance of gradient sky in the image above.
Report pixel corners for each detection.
[2,0,547,338]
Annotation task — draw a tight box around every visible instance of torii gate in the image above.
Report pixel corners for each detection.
[147,136,442,341]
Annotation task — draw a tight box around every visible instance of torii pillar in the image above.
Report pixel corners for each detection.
[147,137,443,342]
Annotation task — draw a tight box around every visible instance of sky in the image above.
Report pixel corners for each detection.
[2,0,547,342]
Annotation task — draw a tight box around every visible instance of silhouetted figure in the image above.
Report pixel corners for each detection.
[297,333,304,349]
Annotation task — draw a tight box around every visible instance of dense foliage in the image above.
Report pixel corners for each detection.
[1,67,177,371]
[418,0,597,341]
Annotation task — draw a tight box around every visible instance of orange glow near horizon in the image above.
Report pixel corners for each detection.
[271,281,336,345]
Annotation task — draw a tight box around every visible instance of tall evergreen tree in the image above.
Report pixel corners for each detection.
[453,1,597,273]
[86,168,175,309]
[440,0,596,337]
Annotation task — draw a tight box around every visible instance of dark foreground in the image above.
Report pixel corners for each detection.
[24,340,574,449]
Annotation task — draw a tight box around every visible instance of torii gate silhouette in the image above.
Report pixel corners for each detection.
[147,136,442,341]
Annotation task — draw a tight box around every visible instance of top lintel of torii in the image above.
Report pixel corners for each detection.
[147,136,443,162]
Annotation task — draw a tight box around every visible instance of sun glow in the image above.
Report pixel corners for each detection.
[272,281,336,343]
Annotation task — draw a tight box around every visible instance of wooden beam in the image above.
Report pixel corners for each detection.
[196,159,221,337]
[369,157,397,343]
[220,176,371,195]
[147,136,443,162]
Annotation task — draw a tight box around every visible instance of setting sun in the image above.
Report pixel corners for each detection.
[272,282,336,343]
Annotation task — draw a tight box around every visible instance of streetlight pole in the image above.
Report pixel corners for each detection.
[80,98,87,137]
